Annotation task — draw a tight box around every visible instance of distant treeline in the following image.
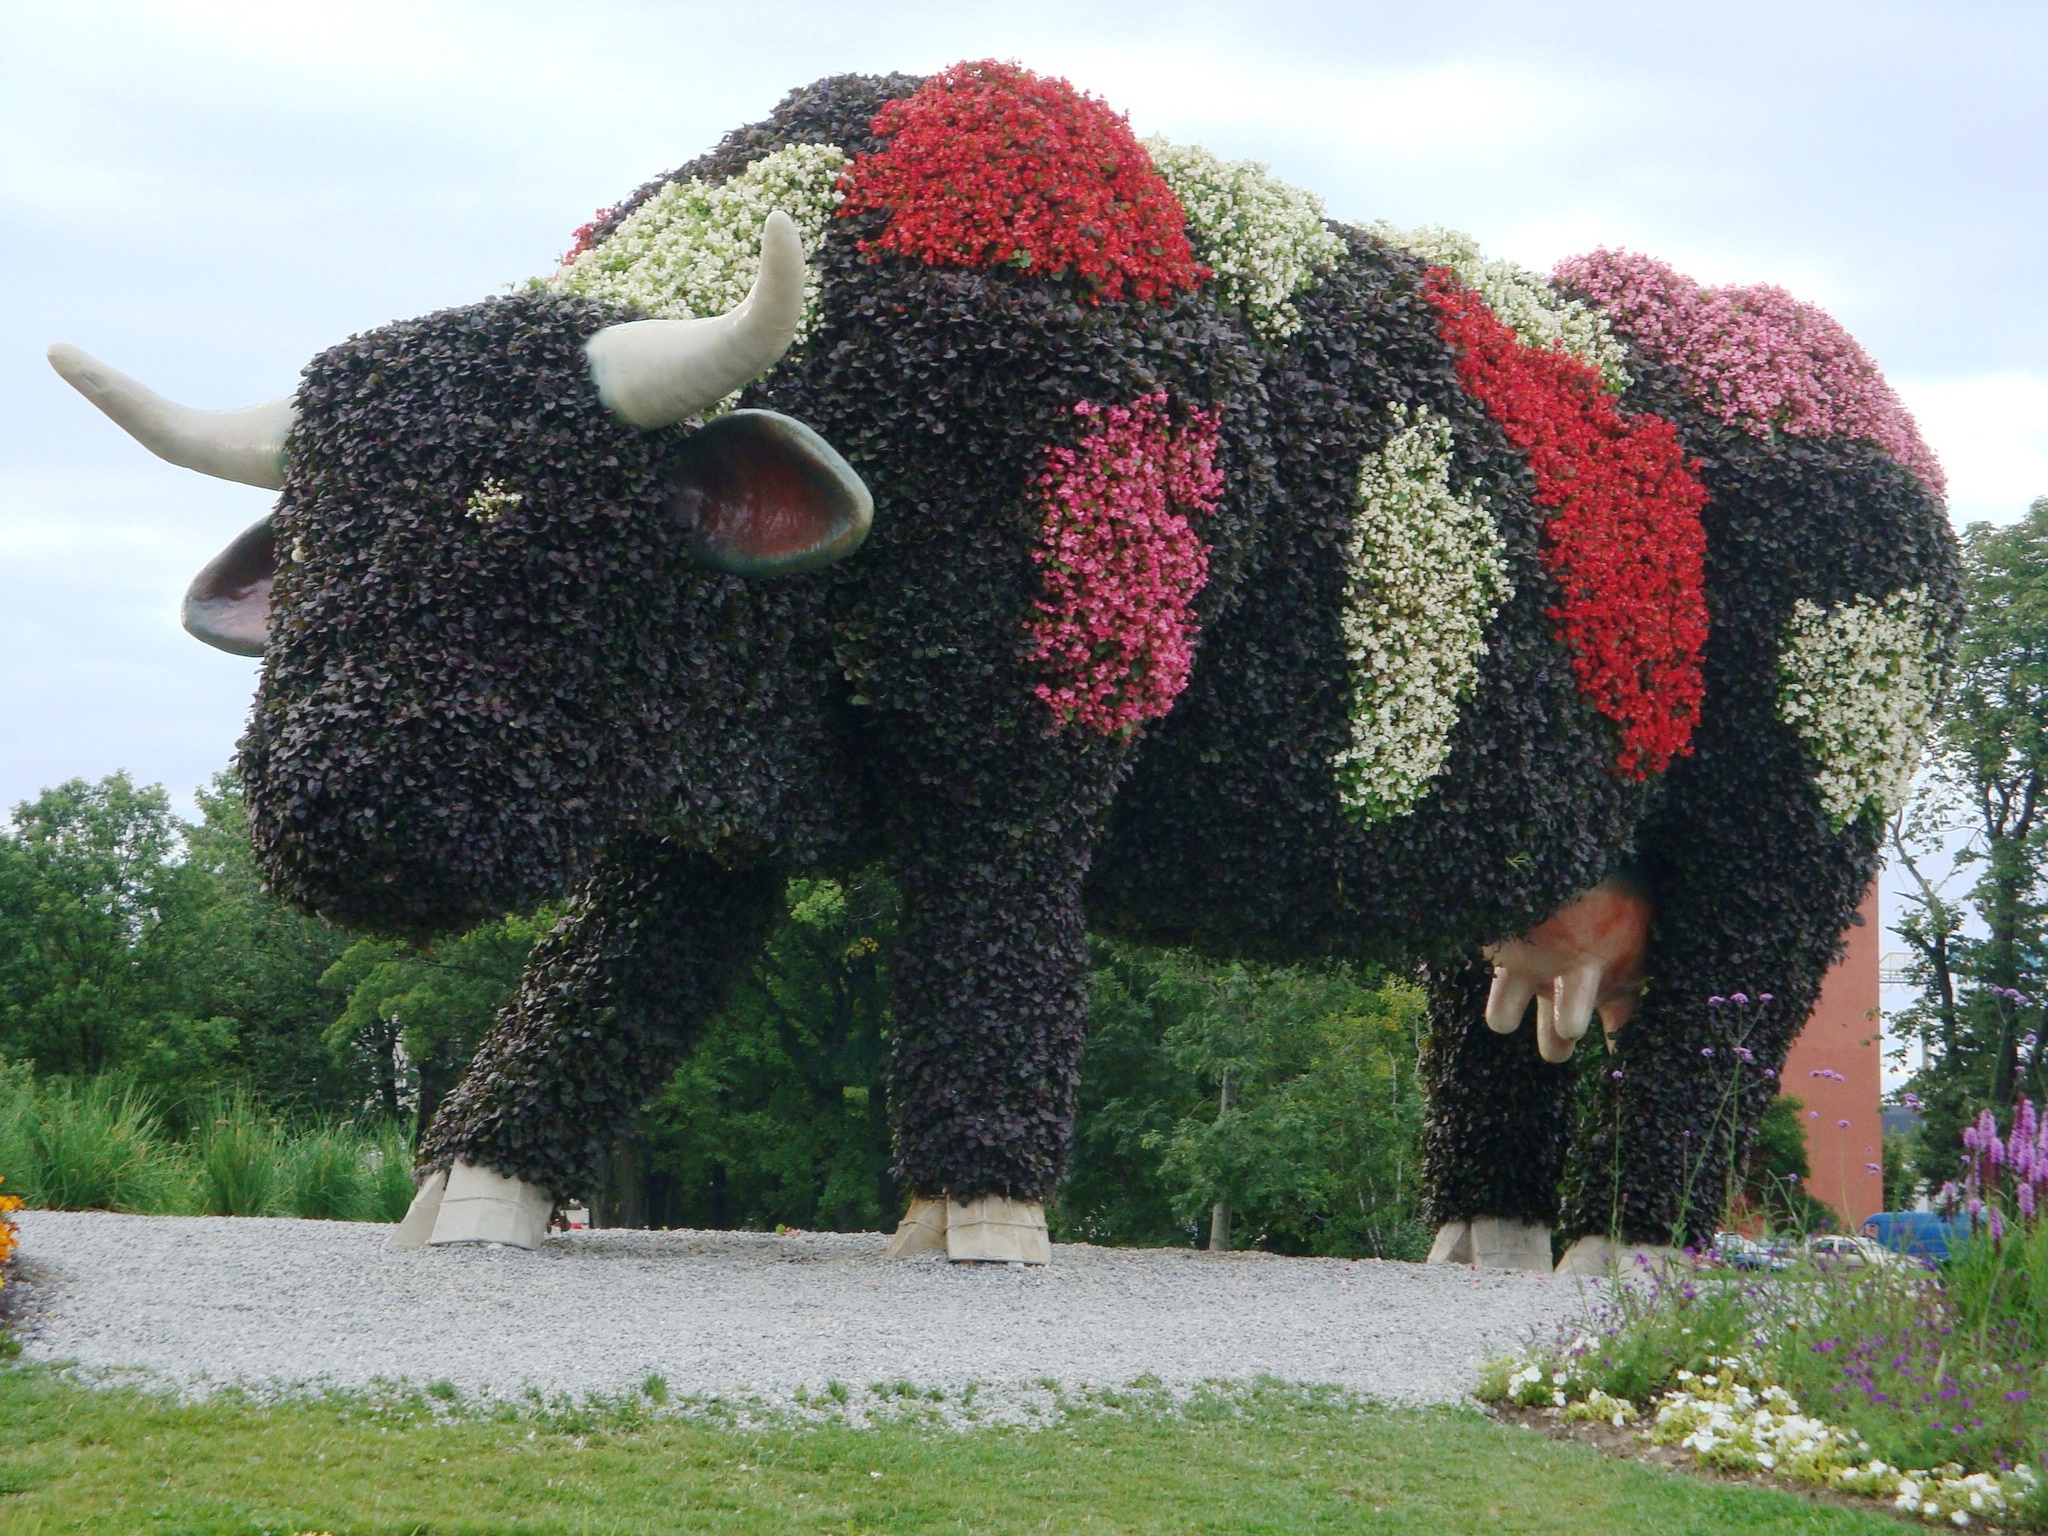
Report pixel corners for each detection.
[0,772,1439,1255]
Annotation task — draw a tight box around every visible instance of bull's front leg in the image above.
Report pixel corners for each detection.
[882,806,1096,1265]
[1422,876,1654,1272]
[391,837,782,1250]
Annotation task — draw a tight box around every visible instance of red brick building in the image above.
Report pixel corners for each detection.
[1781,886,1885,1225]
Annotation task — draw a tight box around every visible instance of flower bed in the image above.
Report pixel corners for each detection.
[1335,407,1511,821]
[1373,222,1633,392]
[549,142,849,343]
[1144,137,1342,340]
[1481,1100,2048,1527]
[1777,585,1947,826]
[1025,394,1223,735]
[0,1174,21,1356]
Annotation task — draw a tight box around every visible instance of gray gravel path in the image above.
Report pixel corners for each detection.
[9,1212,1590,1415]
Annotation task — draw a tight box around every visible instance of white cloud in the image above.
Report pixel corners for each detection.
[1894,372,2048,526]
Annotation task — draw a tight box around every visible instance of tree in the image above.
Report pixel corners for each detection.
[1893,497,2048,1188]
[641,873,898,1232]
[322,910,555,1134]
[0,774,218,1083]
[153,776,355,1113]
[1941,499,2048,1106]
[1058,941,1432,1260]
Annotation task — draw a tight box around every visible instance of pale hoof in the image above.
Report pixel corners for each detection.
[883,1196,948,1258]
[1471,1216,1553,1272]
[1554,1234,1682,1278]
[426,1160,553,1249]
[945,1195,1050,1264]
[1427,1221,1473,1265]
[386,1167,447,1252]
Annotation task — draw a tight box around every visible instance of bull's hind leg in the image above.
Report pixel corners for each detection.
[1420,956,1576,1270]
[1422,877,1655,1270]
[1555,734,1878,1268]
[394,837,781,1250]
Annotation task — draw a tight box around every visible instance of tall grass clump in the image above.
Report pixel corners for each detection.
[2,1064,417,1225]
[192,1092,288,1216]
[3,1076,185,1213]
[1940,1100,2048,1359]
[277,1123,373,1221]
[367,1123,421,1223]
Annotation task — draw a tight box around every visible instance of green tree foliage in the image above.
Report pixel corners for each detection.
[1942,499,2048,1104]
[0,773,1452,1255]
[0,774,193,1078]
[1740,1095,1837,1233]
[635,879,1432,1257]
[321,911,555,1134]
[163,779,356,1109]
[1060,942,1431,1260]
[1893,496,2048,1186]
[0,773,352,1110]
[640,873,898,1232]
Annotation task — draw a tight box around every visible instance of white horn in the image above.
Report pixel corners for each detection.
[584,209,807,429]
[47,344,294,490]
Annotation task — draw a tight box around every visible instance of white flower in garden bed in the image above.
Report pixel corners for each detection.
[1368,222,1633,393]
[1143,137,1343,341]
[1335,408,1510,824]
[1776,585,1945,825]
[548,143,849,345]
[1486,1343,2039,1526]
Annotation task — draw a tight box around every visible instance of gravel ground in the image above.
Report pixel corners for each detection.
[9,1212,1591,1420]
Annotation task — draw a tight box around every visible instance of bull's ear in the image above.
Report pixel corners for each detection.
[182,515,275,656]
[668,409,872,577]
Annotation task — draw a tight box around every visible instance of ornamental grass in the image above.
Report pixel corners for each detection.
[0,1069,413,1222]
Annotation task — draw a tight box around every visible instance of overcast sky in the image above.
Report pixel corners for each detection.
[5,0,2043,969]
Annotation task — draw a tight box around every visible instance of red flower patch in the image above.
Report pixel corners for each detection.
[1426,272,1709,778]
[838,60,1205,304]
[1027,394,1223,734]
[562,206,614,264]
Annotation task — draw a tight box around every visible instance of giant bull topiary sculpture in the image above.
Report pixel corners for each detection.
[51,65,1957,1268]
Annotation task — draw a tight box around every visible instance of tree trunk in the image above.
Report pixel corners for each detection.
[1208,1069,1235,1253]
[597,1136,648,1228]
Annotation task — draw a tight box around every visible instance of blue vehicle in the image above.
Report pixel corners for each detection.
[1860,1211,1969,1261]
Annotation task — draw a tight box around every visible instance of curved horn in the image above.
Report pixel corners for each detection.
[47,344,294,490]
[584,209,807,429]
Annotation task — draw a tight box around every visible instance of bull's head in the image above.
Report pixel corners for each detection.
[51,213,870,935]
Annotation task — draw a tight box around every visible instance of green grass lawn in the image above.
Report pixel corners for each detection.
[0,1365,1908,1535]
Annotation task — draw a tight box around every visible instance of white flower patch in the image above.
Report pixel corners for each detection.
[1368,222,1632,393]
[1142,137,1343,341]
[1776,586,1945,825]
[548,142,849,345]
[465,479,523,524]
[1487,1341,2040,1528]
[1334,409,1511,823]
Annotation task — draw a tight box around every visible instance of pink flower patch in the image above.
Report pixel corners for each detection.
[1553,249,1944,498]
[1026,394,1223,734]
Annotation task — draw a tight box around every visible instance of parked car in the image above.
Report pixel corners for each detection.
[1713,1231,1794,1271]
[1807,1233,1905,1271]
[1860,1210,1968,1262]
